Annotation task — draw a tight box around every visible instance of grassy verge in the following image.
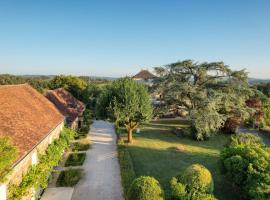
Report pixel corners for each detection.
[117,128,136,198]
[65,153,86,167]
[117,119,240,200]
[56,169,83,187]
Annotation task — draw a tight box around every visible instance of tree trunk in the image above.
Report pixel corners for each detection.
[128,128,133,143]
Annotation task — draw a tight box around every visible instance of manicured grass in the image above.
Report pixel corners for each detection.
[118,119,241,200]
[65,153,86,167]
[72,142,91,151]
[118,141,136,198]
[56,169,83,187]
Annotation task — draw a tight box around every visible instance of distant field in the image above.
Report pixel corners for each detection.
[119,119,241,200]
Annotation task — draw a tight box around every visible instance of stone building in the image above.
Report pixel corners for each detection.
[46,88,85,129]
[0,84,65,200]
[132,69,156,86]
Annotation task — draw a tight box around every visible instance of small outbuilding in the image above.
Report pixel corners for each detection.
[46,88,85,129]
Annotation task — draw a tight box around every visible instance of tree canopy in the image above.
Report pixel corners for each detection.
[96,77,152,143]
[154,60,252,140]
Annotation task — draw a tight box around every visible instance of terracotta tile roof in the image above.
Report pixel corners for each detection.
[46,88,85,125]
[0,84,64,164]
[133,70,156,80]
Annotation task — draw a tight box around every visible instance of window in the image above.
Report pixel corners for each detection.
[32,152,38,165]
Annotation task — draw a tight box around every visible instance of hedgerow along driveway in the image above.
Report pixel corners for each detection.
[71,120,124,200]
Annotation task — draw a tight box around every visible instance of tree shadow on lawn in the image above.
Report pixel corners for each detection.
[125,145,241,200]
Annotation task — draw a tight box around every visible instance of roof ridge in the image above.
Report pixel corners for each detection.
[0,83,30,88]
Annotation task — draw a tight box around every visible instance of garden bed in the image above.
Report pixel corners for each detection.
[117,120,241,200]
[72,142,91,151]
[56,169,83,187]
[65,153,86,166]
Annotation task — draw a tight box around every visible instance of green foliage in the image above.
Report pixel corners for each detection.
[50,75,88,101]
[179,164,214,194]
[95,86,113,119]
[118,141,136,198]
[96,77,153,142]
[80,108,93,133]
[227,133,262,147]
[72,142,90,151]
[221,142,270,199]
[127,176,164,200]
[170,164,216,200]
[8,127,75,200]
[0,74,51,93]
[56,169,83,187]
[0,137,18,182]
[64,153,86,167]
[170,177,187,200]
[264,106,270,126]
[154,60,251,140]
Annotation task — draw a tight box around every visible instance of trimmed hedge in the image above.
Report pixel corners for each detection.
[118,143,136,198]
[56,168,83,187]
[180,164,214,193]
[170,164,216,200]
[127,176,164,200]
[65,153,86,167]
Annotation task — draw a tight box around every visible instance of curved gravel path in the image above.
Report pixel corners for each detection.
[71,120,124,200]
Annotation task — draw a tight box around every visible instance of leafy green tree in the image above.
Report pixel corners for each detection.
[0,137,18,182]
[221,138,270,199]
[154,60,251,140]
[96,77,152,143]
[50,75,88,102]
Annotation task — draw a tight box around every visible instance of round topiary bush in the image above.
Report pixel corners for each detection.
[127,176,164,200]
[180,164,214,193]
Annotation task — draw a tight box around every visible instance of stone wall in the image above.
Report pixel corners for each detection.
[2,121,65,200]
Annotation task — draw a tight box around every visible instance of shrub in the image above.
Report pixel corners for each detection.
[227,133,262,147]
[127,176,164,200]
[65,153,86,167]
[118,144,136,198]
[180,164,214,194]
[170,177,187,200]
[221,144,270,199]
[56,169,83,187]
[170,179,217,200]
[223,117,242,134]
[72,142,90,151]
[170,164,217,200]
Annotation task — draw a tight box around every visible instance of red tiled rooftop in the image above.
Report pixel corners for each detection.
[0,84,64,164]
[133,70,156,80]
[46,88,85,124]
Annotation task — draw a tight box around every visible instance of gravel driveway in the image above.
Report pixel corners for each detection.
[71,120,124,200]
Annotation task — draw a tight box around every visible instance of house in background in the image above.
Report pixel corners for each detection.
[132,69,156,86]
[0,84,65,200]
[46,88,85,130]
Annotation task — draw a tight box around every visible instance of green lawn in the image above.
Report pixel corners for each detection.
[119,120,240,200]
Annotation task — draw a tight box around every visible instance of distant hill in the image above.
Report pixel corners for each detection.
[249,78,270,85]
[19,75,117,81]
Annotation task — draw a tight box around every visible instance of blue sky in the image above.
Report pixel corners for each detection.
[0,0,269,78]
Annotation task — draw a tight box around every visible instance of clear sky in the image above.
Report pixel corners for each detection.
[0,0,269,78]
